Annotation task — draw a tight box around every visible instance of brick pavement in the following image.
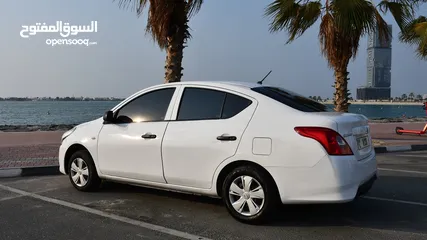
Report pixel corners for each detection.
[369,122,427,146]
[1,122,427,169]
[0,131,63,169]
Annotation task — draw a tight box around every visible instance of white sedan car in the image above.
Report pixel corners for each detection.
[59,81,377,224]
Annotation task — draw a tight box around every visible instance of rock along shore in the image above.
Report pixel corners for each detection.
[0,124,77,132]
[1,117,427,132]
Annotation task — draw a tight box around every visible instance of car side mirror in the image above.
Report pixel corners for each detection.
[103,110,115,123]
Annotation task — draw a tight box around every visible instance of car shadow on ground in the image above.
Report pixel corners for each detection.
[96,174,427,234]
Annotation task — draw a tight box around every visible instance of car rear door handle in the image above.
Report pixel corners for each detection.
[217,135,237,141]
[142,133,156,139]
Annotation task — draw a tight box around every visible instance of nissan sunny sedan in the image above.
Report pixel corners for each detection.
[59,81,377,224]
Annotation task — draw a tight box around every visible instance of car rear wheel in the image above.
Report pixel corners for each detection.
[221,165,279,224]
[68,150,101,192]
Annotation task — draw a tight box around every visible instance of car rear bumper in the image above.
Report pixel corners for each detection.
[265,152,377,204]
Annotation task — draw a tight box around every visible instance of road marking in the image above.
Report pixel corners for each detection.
[0,195,25,202]
[363,196,427,207]
[0,184,211,240]
[0,187,61,202]
[378,168,427,175]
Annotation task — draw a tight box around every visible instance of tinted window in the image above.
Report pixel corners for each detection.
[115,88,175,123]
[221,93,252,119]
[251,86,328,112]
[177,88,226,120]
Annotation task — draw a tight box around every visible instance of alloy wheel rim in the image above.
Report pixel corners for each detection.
[70,158,89,187]
[228,175,265,217]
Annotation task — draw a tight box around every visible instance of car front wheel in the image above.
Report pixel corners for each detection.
[68,150,101,192]
[221,166,279,224]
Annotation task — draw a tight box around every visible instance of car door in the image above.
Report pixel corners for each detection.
[97,86,177,183]
[161,86,257,189]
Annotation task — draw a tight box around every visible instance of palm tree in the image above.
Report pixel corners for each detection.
[115,0,204,83]
[400,15,427,59]
[264,0,416,112]
[402,93,408,100]
[409,92,415,100]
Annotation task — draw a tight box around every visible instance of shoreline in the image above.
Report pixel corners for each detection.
[323,100,423,106]
[2,117,427,132]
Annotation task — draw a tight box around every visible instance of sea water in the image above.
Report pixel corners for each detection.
[0,101,425,125]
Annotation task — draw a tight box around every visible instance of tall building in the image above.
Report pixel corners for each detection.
[357,24,392,100]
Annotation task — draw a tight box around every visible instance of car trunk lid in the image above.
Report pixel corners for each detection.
[307,112,372,160]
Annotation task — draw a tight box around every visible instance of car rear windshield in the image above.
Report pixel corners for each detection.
[251,86,329,112]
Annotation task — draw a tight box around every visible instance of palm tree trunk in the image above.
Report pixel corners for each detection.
[333,69,350,112]
[164,3,188,83]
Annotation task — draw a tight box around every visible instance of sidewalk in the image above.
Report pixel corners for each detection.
[1,122,427,169]
[0,131,63,169]
[370,122,427,146]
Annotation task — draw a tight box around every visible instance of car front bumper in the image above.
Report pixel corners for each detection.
[58,144,67,175]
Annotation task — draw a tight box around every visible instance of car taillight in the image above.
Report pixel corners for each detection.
[294,127,353,155]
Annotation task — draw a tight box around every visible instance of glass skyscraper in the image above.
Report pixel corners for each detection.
[357,24,393,100]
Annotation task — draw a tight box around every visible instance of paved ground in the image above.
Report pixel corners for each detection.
[0,131,62,168]
[1,122,427,168]
[1,151,427,240]
[370,122,427,146]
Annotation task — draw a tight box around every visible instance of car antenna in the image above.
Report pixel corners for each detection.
[257,70,272,85]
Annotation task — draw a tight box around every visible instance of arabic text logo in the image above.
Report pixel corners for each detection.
[20,21,98,47]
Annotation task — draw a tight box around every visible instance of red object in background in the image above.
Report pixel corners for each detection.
[395,102,427,135]
[396,122,427,136]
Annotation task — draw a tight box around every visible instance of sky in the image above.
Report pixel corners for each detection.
[0,0,426,99]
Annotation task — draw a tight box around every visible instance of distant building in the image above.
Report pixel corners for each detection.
[357,24,392,100]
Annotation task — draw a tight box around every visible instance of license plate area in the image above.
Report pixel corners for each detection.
[357,135,369,150]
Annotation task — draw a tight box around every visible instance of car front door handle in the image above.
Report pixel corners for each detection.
[217,135,237,141]
[141,133,157,139]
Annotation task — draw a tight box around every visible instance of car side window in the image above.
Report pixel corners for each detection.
[177,87,226,121]
[221,93,252,119]
[115,88,175,123]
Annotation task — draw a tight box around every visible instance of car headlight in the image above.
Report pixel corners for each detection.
[61,127,76,142]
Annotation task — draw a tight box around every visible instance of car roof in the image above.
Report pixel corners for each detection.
[149,80,263,91]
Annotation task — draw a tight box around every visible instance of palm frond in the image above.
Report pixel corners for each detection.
[113,0,201,50]
[187,0,204,18]
[265,0,301,33]
[414,20,427,36]
[145,0,175,49]
[378,0,415,30]
[329,0,378,58]
[417,33,427,59]
[318,12,338,68]
[331,0,377,37]
[400,16,427,59]
[399,16,427,44]
[287,2,322,43]
[264,0,321,43]
[116,0,149,16]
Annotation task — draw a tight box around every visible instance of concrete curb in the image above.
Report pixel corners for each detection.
[374,144,427,153]
[0,166,60,178]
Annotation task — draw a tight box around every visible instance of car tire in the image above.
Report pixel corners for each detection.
[221,165,279,224]
[68,150,101,192]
